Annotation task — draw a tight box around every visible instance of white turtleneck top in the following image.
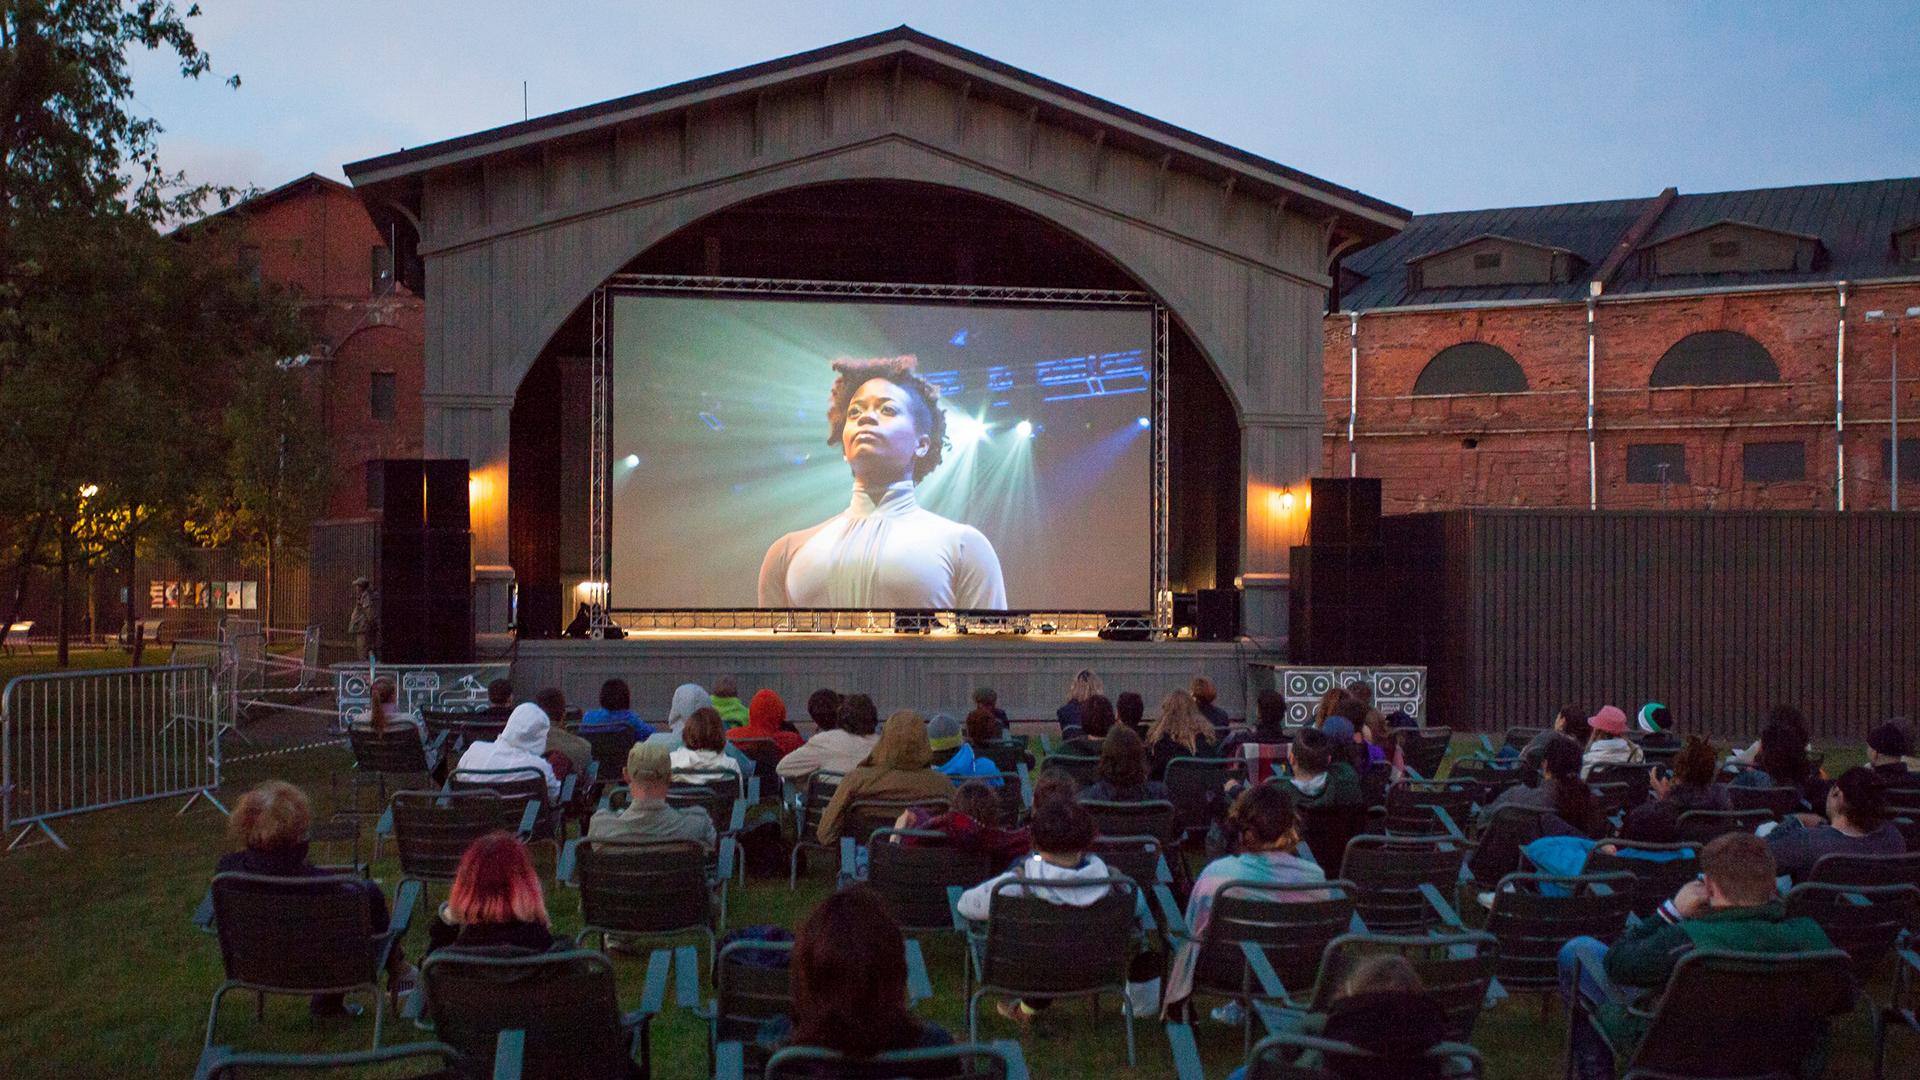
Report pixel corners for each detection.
[757,481,1007,610]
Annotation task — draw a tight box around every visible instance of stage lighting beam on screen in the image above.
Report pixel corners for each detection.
[1014,419,1034,439]
[1136,416,1150,429]
[622,454,640,468]
[947,411,990,452]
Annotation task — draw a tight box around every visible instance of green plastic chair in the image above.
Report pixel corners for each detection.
[1482,871,1634,995]
[1082,798,1179,846]
[709,1038,1031,1080]
[1166,1024,1482,1080]
[859,829,998,936]
[1785,882,1920,981]
[788,771,845,889]
[1383,778,1477,838]
[193,1034,514,1079]
[1393,727,1454,779]
[1675,808,1773,844]
[557,837,733,964]
[1040,752,1102,789]
[1340,834,1472,934]
[378,791,539,899]
[1577,840,1699,919]
[1251,930,1502,1043]
[413,948,663,1080]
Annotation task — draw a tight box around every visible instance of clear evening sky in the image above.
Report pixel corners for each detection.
[130,1,1920,214]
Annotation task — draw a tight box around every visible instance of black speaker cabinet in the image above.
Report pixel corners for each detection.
[379,458,470,530]
[1195,588,1241,642]
[1308,477,1382,547]
[377,458,474,663]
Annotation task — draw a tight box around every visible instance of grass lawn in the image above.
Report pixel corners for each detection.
[0,735,1913,1078]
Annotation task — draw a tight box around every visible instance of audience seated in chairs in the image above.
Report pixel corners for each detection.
[1217,689,1292,773]
[672,707,745,783]
[729,689,803,757]
[1621,735,1729,843]
[456,704,562,801]
[1486,736,1604,835]
[1166,782,1328,1017]
[1315,955,1453,1080]
[581,678,654,740]
[1636,703,1678,754]
[778,693,881,783]
[816,711,956,844]
[956,784,1136,1027]
[1327,699,1386,767]
[216,781,414,1011]
[589,741,717,851]
[1515,705,1587,773]
[478,678,515,722]
[894,779,1031,867]
[1557,831,1833,1080]
[1730,709,1824,809]
[1115,691,1147,736]
[1057,693,1116,755]
[1765,765,1906,882]
[646,683,712,750]
[935,709,1009,784]
[758,884,953,1063]
[1077,725,1170,804]
[1580,706,1644,779]
[972,686,1011,732]
[1056,669,1103,733]
[533,685,592,782]
[1146,689,1220,781]
[362,677,421,741]
[1867,720,1914,782]
[1191,676,1232,735]
[425,830,561,956]
[1282,728,1363,812]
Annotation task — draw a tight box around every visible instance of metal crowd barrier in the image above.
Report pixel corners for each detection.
[2,664,225,852]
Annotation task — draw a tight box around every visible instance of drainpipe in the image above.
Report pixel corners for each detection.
[1347,311,1360,477]
[1586,297,1598,510]
[1835,282,1848,511]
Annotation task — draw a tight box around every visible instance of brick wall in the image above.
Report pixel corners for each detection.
[1323,281,1920,512]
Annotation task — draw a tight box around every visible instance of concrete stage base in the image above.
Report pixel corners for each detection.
[512,634,1273,723]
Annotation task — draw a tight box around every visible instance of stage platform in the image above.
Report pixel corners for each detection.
[513,633,1272,723]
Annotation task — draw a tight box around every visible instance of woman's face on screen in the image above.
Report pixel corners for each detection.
[842,378,929,481]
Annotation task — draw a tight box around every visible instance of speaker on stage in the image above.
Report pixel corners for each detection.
[1195,588,1241,642]
[1171,592,1199,636]
[1308,477,1381,547]
[377,458,474,664]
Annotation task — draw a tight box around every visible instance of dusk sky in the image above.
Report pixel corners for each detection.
[131,2,1920,215]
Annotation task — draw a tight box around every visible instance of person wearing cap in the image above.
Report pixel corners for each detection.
[1636,703,1677,753]
[1867,720,1914,782]
[1580,705,1644,780]
[348,576,379,660]
[587,740,717,851]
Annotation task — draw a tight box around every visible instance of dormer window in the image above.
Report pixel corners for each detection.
[1895,223,1920,263]
[1472,252,1502,270]
[1708,240,1740,259]
[1639,220,1820,276]
[1407,235,1584,290]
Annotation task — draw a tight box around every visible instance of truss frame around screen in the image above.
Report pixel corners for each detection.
[588,274,1171,634]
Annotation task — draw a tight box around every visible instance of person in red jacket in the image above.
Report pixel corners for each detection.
[729,688,804,757]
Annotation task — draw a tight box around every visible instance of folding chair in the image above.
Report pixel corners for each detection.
[557,837,733,963]
[1165,756,1246,846]
[1578,841,1699,919]
[414,948,665,1080]
[1341,834,1472,934]
[715,1040,1031,1080]
[1090,835,1174,890]
[1482,872,1634,998]
[1383,779,1477,838]
[1675,807,1772,844]
[844,797,951,847]
[1446,756,1529,802]
[788,771,844,889]
[1040,752,1102,789]
[1082,799,1180,847]
[448,766,574,852]
[1165,1025,1482,1080]
[1724,783,1802,819]
[378,790,539,901]
[1249,929,1501,1042]
[1784,881,1919,981]
[859,828,997,935]
[1393,727,1454,779]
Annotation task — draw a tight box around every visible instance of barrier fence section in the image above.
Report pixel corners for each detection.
[2,664,225,852]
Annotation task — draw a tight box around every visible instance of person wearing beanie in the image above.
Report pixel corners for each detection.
[1636,703,1677,752]
[935,709,1006,785]
[1580,705,1644,779]
[926,713,963,754]
[1867,721,1914,782]
[729,689,804,757]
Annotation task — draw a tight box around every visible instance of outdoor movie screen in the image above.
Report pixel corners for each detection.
[608,293,1155,612]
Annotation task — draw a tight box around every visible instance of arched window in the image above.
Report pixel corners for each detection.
[1412,342,1529,396]
[1650,331,1779,387]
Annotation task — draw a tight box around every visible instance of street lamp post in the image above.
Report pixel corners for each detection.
[1863,306,1920,511]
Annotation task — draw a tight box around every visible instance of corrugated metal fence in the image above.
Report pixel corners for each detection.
[2,664,224,851]
[1386,511,1920,743]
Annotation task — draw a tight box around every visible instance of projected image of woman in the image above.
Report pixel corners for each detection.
[758,356,1007,610]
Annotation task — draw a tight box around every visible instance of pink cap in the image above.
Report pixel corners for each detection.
[1588,705,1629,735]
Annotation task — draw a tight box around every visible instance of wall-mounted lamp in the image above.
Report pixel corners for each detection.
[1279,491,1296,513]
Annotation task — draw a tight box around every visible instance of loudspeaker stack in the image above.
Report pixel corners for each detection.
[1288,477,1386,664]
[377,459,474,664]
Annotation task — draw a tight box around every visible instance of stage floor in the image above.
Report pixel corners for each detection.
[512,634,1270,722]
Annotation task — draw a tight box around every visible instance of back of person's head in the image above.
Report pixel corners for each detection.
[1770,704,1809,740]
[972,686,998,708]
[1069,669,1103,702]
[682,707,726,754]
[1700,831,1779,907]
[1755,717,1811,786]
[487,678,513,707]
[599,678,631,713]
[714,675,740,700]
[1339,953,1425,999]
[1190,676,1218,705]
[1344,681,1374,707]
[1079,693,1116,739]
[1150,689,1206,750]
[1290,727,1334,775]
[1256,688,1288,733]
[1868,719,1912,760]
[369,677,397,734]
[1336,697,1370,727]
[791,885,916,1057]
[1097,724,1149,789]
[1031,774,1079,810]
[950,780,1001,827]
[1557,705,1590,744]
[807,688,842,730]
[534,687,567,727]
[1671,734,1718,787]
[1227,782,1300,853]
[1542,739,1598,832]
[964,707,1000,747]
[1116,691,1145,728]
[447,831,549,928]
[838,693,879,737]
[1831,766,1888,830]
[1029,789,1097,854]
[1541,735,1584,781]
[229,781,311,853]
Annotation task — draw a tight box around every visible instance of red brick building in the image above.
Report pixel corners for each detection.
[207,173,426,519]
[1324,177,1920,512]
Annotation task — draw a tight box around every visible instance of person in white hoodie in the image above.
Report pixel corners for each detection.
[955,782,1122,1026]
[775,692,882,782]
[455,702,561,802]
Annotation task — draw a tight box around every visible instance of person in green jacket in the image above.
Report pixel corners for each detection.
[1557,831,1833,1079]
[710,674,751,729]
[1283,726,1363,810]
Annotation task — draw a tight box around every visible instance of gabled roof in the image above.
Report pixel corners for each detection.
[1635,217,1823,250]
[344,26,1405,236]
[1405,232,1578,265]
[173,172,354,235]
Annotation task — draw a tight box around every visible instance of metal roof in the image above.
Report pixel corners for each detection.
[1342,175,1920,311]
